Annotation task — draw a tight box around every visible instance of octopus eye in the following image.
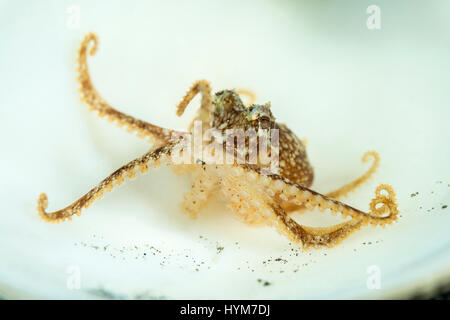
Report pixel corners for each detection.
[259,116,271,129]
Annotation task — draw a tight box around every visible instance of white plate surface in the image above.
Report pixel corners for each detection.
[0,0,449,299]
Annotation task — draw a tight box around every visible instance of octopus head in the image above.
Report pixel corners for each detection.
[212,90,276,133]
[212,90,245,114]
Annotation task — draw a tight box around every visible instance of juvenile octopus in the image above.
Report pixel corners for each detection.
[37,33,399,249]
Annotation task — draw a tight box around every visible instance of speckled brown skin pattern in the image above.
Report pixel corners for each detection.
[37,33,399,249]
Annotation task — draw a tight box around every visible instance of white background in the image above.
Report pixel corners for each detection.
[0,0,449,299]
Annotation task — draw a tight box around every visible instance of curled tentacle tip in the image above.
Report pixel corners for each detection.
[85,32,99,56]
[369,184,399,221]
[176,108,184,117]
[37,193,48,210]
[375,184,396,199]
[37,193,52,222]
[362,150,380,163]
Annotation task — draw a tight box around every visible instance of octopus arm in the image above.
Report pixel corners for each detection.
[176,80,212,123]
[284,150,381,213]
[325,150,380,199]
[235,89,256,105]
[220,164,399,248]
[37,142,176,223]
[180,166,219,219]
[77,33,173,144]
[270,202,365,248]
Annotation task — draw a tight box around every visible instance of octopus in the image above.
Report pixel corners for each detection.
[37,33,399,249]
